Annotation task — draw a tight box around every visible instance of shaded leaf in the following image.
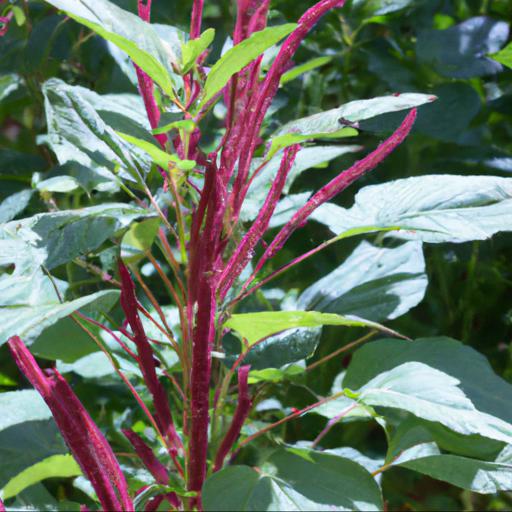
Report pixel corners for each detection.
[298,241,427,322]
[203,448,383,511]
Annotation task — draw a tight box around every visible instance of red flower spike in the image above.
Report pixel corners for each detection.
[118,261,182,454]
[251,109,418,278]
[231,0,345,218]
[8,336,133,512]
[190,0,204,39]
[122,429,169,485]
[219,144,301,298]
[134,0,167,148]
[213,365,253,472]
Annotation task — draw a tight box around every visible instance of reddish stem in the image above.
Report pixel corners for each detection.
[213,365,252,472]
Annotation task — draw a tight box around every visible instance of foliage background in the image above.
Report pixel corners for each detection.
[1,0,512,509]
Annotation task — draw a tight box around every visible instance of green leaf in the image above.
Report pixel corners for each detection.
[344,337,512,425]
[0,392,68,490]
[121,217,161,262]
[117,132,196,171]
[223,327,322,370]
[414,83,481,141]
[416,16,509,78]
[353,362,512,444]
[152,119,196,136]
[181,28,215,73]
[0,391,51,433]
[42,79,153,187]
[42,0,179,97]
[1,454,82,500]
[224,310,399,346]
[312,175,512,244]
[200,24,297,107]
[490,42,512,69]
[0,289,120,347]
[352,0,415,16]
[203,448,383,511]
[0,190,32,223]
[0,74,22,102]
[298,241,427,322]
[273,93,435,139]
[280,56,332,85]
[390,438,512,494]
[3,202,147,269]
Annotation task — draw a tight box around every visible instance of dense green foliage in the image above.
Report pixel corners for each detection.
[1,0,512,510]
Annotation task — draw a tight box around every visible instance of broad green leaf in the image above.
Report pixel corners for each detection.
[352,0,414,16]
[388,416,504,463]
[224,310,399,346]
[0,73,21,102]
[490,42,512,69]
[248,364,305,384]
[121,217,161,262]
[0,189,32,223]
[3,203,147,269]
[181,28,215,73]
[200,24,297,107]
[0,391,51,433]
[273,93,435,139]
[395,445,512,494]
[0,392,67,490]
[0,420,68,490]
[280,56,332,85]
[298,241,426,322]
[417,16,509,78]
[42,79,152,187]
[1,454,82,500]
[42,0,178,97]
[312,175,512,244]
[223,327,322,370]
[350,361,512,445]
[117,132,196,171]
[203,448,383,511]
[0,289,120,346]
[414,83,481,141]
[344,337,512,425]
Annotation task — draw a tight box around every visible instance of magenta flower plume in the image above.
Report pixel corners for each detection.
[134,0,166,147]
[219,144,301,298]
[190,0,205,39]
[250,108,418,280]
[118,261,182,454]
[122,429,169,485]
[213,365,252,472]
[8,336,133,512]
[0,497,5,511]
[122,429,180,508]
[231,0,346,217]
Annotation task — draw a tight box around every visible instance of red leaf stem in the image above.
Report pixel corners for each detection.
[219,144,300,299]
[213,365,252,472]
